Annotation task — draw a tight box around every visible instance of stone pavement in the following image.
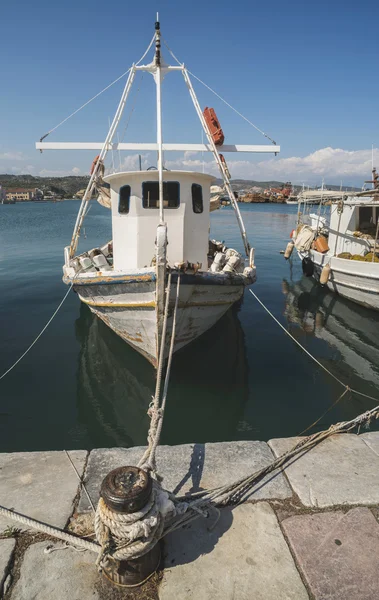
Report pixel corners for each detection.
[1,433,379,598]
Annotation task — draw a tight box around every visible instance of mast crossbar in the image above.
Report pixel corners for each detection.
[36,142,280,153]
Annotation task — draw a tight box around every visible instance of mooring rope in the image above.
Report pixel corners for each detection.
[3,282,379,565]
[248,288,379,405]
[2,402,379,562]
[0,281,75,381]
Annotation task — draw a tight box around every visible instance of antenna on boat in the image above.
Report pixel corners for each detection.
[154,14,164,224]
[155,14,161,66]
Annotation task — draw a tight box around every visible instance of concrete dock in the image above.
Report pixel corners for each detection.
[1,433,379,599]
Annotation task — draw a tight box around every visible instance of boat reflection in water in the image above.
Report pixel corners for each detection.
[74,301,249,449]
[282,276,379,392]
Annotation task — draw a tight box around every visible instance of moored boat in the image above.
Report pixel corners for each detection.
[36,18,280,366]
[289,168,379,311]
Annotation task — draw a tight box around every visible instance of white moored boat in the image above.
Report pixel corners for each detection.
[290,169,379,311]
[36,18,280,366]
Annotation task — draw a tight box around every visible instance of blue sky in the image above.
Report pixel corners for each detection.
[1,0,378,186]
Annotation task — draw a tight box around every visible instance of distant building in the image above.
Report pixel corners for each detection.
[0,186,6,202]
[6,188,34,201]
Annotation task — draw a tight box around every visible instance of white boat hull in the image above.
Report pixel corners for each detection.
[71,270,248,366]
[305,250,379,311]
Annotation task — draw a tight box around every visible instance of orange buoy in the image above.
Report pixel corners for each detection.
[320,263,331,285]
[203,107,225,146]
[284,241,294,259]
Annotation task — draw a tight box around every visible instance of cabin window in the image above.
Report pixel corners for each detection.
[119,185,131,214]
[358,206,378,233]
[142,181,180,209]
[192,183,203,214]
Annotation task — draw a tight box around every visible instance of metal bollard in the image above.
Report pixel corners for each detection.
[100,466,161,587]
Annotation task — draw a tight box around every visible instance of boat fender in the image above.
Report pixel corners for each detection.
[290,229,296,240]
[249,247,255,267]
[284,241,294,260]
[320,263,331,285]
[223,254,241,273]
[243,266,256,281]
[210,252,226,272]
[302,257,314,277]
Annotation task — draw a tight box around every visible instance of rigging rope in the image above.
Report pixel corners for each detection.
[161,37,276,145]
[39,70,132,141]
[39,34,155,141]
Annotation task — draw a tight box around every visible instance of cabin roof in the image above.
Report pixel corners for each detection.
[103,170,215,184]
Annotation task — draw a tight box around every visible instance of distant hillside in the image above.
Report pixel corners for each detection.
[0,174,90,198]
[215,179,361,193]
[0,174,360,198]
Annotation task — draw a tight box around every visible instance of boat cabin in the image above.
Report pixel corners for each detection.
[308,198,379,256]
[104,170,214,271]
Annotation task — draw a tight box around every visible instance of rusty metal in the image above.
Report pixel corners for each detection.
[101,466,152,513]
[100,466,161,586]
[102,544,161,588]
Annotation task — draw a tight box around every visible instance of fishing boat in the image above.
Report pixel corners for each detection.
[36,18,280,366]
[288,168,379,311]
[285,184,298,204]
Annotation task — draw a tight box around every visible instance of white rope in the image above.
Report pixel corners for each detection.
[135,33,156,65]
[0,505,99,553]
[248,288,346,388]
[40,70,132,140]
[145,275,181,473]
[40,34,155,141]
[0,282,74,381]
[138,273,172,471]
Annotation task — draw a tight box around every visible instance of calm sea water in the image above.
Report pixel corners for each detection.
[1,201,379,452]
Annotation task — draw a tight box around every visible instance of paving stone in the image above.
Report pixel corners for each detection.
[282,507,379,600]
[268,433,379,507]
[78,442,291,512]
[11,541,101,600]
[360,431,379,457]
[0,538,15,595]
[159,502,308,600]
[0,451,87,531]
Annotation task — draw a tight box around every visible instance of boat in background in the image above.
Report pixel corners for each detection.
[285,184,298,204]
[289,168,379,311]
[36,18,280,366]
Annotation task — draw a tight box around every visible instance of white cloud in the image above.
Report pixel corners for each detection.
[114,153,150,172]
[1,147,377,186]
[183,150,200,160]
[0,151,25,161]
[166,147,379,185]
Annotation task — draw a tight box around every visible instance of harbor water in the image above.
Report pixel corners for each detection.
[1,200,379,452]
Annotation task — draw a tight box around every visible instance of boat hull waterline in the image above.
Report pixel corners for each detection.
[68,269,249,366]
[307,250,379,311]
